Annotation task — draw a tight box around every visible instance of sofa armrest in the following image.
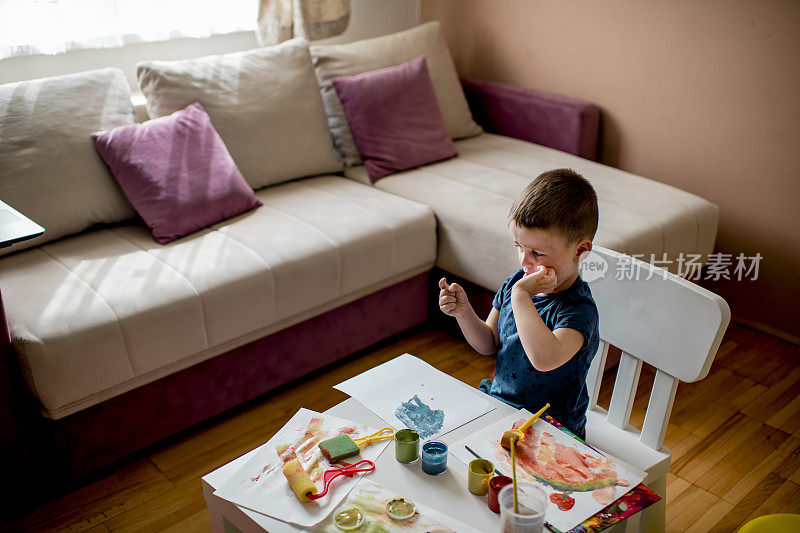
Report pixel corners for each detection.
[461,77,600,161]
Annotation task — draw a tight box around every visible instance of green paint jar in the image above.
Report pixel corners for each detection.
[394,429,420,463]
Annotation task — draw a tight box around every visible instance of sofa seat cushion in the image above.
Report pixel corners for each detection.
[0,177,435,418]
[346,133,718,291]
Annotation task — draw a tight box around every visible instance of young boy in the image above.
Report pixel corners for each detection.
[439,168,600,440]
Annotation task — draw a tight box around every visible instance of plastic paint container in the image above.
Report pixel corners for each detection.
[488,475,513,513]
[386,497,416,520]
[394,429,420,463]
[421,441,448,475]
[333,506,365,531]
[468,458,495,495]
[498,482,547,533]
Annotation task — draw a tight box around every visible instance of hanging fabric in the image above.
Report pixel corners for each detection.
[257,0,350,45]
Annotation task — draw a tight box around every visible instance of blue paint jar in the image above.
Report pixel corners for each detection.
[421,441,448,475]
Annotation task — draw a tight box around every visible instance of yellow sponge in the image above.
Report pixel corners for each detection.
[282,459,318,502]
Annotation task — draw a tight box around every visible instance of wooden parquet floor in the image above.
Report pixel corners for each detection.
[5,323,800,532]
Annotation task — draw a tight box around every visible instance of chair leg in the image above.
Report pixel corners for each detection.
[637,475,666,533]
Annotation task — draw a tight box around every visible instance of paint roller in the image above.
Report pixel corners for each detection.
[282,459,375,502]
[282,459,318,502]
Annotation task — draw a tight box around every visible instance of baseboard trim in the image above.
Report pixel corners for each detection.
[733,316,800,347]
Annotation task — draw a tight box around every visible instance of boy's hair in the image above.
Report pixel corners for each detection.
[509,168,598,243]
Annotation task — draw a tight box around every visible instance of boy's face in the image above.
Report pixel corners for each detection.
[511,223,592,290]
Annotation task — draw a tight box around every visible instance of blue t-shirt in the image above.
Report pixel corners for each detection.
[479,269,599,439]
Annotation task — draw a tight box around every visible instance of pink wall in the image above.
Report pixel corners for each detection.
[423,0,800,341]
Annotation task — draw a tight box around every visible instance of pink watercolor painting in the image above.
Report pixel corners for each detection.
[490,421,621,496]
[453,410,646,532]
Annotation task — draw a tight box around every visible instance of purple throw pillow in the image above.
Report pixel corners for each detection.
[92,102,261,244]
[332,55,458,182]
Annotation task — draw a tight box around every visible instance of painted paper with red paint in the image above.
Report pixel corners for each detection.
[452,410,647,532]
[551,492,576,511]
[213,408,391,528]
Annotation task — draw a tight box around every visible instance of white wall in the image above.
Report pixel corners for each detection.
[0,0,420,89]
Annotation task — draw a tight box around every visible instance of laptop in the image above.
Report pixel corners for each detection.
[0,200,45,248]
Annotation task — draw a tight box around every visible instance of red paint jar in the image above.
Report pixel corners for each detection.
[487,475,512,513]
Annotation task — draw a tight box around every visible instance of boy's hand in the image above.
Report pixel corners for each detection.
[439,277,469,317]
[512,266,557,296]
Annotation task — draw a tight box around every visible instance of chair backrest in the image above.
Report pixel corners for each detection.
[583,246,731,450]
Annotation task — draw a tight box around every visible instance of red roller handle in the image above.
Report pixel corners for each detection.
[306,460,375,500]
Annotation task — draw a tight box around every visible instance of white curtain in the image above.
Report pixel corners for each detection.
[0,0,257,59]
[257,0,349,45]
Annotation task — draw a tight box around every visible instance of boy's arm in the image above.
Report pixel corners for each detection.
[510,289,585,371]
[455,306,500,356]
[439,278,500,356]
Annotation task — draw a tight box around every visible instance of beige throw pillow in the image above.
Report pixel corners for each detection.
[0,68,137,255]
[311,21,482,167]
[138,39,342,189]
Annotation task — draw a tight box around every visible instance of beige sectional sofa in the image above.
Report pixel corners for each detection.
[0,177,435,418]
[0,21,718,510]
[352,131,718,292]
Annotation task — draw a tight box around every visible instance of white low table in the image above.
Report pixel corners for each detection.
[202,388,517,532]
[201,378,636,533]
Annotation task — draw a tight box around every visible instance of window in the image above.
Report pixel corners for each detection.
[0,0,257,59]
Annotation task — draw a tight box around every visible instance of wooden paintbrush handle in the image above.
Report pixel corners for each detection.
[510,437,519,513]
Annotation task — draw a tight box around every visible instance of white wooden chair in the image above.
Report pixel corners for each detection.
[583,246,731,533]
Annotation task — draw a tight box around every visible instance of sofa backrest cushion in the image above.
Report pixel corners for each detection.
[311,21,482,167]
[0,68,137,255]
[91,102,263,244]
[137,39,342,190]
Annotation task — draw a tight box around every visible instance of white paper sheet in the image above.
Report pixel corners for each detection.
[334,353,495,439]
[213,408,390,528]
[314,479,484,533]
[451,410,646,533]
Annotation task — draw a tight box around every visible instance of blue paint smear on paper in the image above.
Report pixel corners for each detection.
[394,395,445,438]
